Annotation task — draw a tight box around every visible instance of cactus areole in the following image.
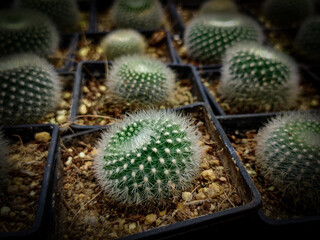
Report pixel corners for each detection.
[94,110,203,206]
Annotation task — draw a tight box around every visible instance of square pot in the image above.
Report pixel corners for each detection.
[216,111,320,233]
[0,124,59,240]
[198,65,320,116]
[48,102,261,239]
[69,61,211,130]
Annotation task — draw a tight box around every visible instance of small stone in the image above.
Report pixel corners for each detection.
[145,214,157,224]
[159,209,166,217]
[128,222,136,230]
[219,177,227,182]
[182,191,192,201]
[0,206,10,217]
[79,104,88,115]
[79,152,86,158]
[35,132,51,143]
[29,191,36,197]
[201,169,216,181]
[56,115,67,123]
[268,186,275,191]
[195,191,206,200]
[65,156,73,166]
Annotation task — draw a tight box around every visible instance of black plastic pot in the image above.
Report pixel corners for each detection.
[72,30,178,67]
[216,111,320,234]
[198,65,320,116]
[49,102,261,239]
[69,61,212,130]
[0,124,59,240]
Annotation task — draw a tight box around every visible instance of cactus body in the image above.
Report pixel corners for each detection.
[199,0,238,15]
[94,109,202,205]
[256,112,320,212]
[218,42,299,113]
[184,14,263,63]
[294,16,320,61]
[0,54,61,125]
[111,0,164,30]
[100,29,147,61]
[262,0,314,27]
[0,9,59,57]
[107,55,175,105]
[18,0,80,31]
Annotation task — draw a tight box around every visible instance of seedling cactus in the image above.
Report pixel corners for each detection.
[262,0,314,27]
[100,29,147,61]
[111,0,164,30]
[218,42,299,113]
[199,0,238,15]
[294,16,320,61]
[0,54,61,125]
[0,9,59,57]
[17,0,80,31]
[94,109,203,205]
[107,55,175,105]
[256,112,320,213]
[184,13,263,63]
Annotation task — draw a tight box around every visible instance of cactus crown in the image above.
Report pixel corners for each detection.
[0,54,61,125]
[94,109,202,205]
[294,16,320,61]
[256,112,320,212]
[111,0,164,30]
[17,0,80,31]
[218,42,299,113]
[184,13,263,63]
[107,55,175,105]
[0,9,59,57]
[100,29,147,61]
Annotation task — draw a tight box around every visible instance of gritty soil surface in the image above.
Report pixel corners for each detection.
[54,111,244,239]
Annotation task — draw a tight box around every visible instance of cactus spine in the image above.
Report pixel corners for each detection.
[256,112,320,213]
[107,55,175,105]
[111,0,164,30]
[100,29,147,61]
[184,13,263,63]
[0,54,61,125]
[218,42,299,113]
[94,109,202,205]
[0,9,59,57]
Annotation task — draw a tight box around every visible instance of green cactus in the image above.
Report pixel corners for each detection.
[0,54,61,125]
[17,0,80,31]
[94,109,202,205]
[294,16,320,61]
[184,13,263,63]
[0,9,59,57]
[199,0,238,15]
[218,42,299,113]
[256,112,320,213]
[111,0,164,30]
[0,130,9,187]
[262,0,314,27]
[100,29,147,61]
[107,55,175,105]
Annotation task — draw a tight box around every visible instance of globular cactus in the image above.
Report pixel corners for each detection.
[100,29,147,61]
[218,42,299,113]
[199,0,238,15]
[111,0,164,30]
[93,109,202,205]
[0,130,9,187]
[107,55,175,105]
[0,54,61,125]
[294,16,320,61]
[0,9,59,57]
[16,0,80,31]
[262,0,314,27]
[184,14,263,63]
[256,112,320,213]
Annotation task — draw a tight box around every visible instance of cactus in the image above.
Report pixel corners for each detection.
[0,130,9,187]
[107,55,175,105]
[184,13,263,63]
[256,112,320,213]
[294,16,320,61]
[0,9,59,57]
[111,0,164,30]
[218,42,299,113]
[199,0,238,15]
[100,29,147,61]
[262,0,314,27]
[93,109,202,205]
[0,54,61,125]
[17,0,80,31]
